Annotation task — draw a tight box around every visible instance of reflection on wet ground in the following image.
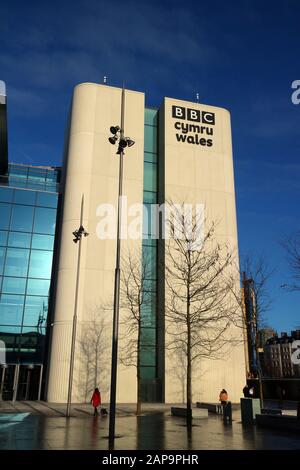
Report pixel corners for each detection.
[0,408,300,450]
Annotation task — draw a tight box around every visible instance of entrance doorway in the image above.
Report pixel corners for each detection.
[0,364,43,401]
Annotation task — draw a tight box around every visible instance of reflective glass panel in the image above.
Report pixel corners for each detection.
[140,327,156,345]
[33,207,56,234]
[144,126,157,153]
[0,294,24,325]
[141,303,156,327]
[140,366,156,380]
[0,326,22,352]
[2,277,27,295]
[144,152,157,163]
[4,248,30,277]
[28,168,46,182]
[13,190,36,205]
[143,191,157,204]
[142,245,157,278]
[36,192,58,208]
[8,232,31,248]
[27,278,50,296]
[23,296,48,327]
[10,205,34,232]
[144,108,158,126]
[0,187,14,202]
[0,203,11,230]
[19,328,39,352]
[0,247,5,275]
[140,347,156,366]
[144,162,157,192]
[31,234,54,251]
[0,231,8,246]
[28,250,52,278]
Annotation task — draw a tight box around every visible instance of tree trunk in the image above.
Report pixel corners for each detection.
[186,264,192,427]
[136,323,141,416]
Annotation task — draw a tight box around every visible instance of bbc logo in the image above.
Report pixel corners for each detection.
[172,105,215,125]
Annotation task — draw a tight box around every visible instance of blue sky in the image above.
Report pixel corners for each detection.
[1,0,299,332]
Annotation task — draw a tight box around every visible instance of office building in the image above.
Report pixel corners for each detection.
[1,81,246,404]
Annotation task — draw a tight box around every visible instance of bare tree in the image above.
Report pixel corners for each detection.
[119,250,155,415]
[282,231,300,290]
[164,203,242,426]
[239,255,273,406]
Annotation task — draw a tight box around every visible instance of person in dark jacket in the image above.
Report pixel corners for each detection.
[91,388,101,416]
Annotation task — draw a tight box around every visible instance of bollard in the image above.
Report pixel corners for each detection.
[223,401,232,423]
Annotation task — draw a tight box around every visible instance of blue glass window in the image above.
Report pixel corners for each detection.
[144,108,158,126]
[0,231,8,246]
[36,192,58,208]
[27,278,50,296]
[2,277,27,295]
[144,162,157,192]
[4,248,30,277]
[10,205,34,232]
[144,126,157,153]
[0,187,14,202]
[0,294,24,326]
[0,247,5,275]
[140,347,156,366]
[28,250,52,278]
[0,203,11,230]
[33,207,56,234]
[13,190,36,205]
[141,303,156,327]
[23,296,48,326]
[142,245,157,279]
[144,152,157,163]
[28,168,46,182]
[31,234,54,251]
[141,328,156,345]
[143,191,157,204]
[9,166,27,178]
[140,366,156,380]
[0,326,22,352]
[8,232,31,248]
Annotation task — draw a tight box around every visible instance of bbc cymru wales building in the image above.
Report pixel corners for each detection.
[0,81,246,404]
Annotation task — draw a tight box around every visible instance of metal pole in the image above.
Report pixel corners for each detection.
[66,195,84,417]
[109,87,125,449]
[38,364,43,401]
[12,364,19,402]
[0,366,6,401]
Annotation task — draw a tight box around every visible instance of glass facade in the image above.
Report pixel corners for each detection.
[141,108,158,393]
[0,164,60,364]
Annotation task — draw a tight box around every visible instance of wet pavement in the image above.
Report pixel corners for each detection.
[0,402,299,450]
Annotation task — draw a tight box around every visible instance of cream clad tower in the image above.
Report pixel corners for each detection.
[47,83,246,404]
[159,98,245,403]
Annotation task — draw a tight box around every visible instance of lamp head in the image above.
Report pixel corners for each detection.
[119,138,128,149]
[109,135,118,145]
[110,126,120,135]
[126,138,135,148]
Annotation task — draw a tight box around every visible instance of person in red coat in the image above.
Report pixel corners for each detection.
[91,388,101,416]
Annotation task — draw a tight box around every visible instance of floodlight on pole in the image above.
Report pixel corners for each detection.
[108,86,135,450]
[66,195,89,418]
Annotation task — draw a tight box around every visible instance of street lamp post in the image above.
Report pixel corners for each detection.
[108,87,135,449]
[66,194,88,418]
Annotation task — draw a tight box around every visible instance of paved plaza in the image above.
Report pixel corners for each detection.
[0,401,299,450]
